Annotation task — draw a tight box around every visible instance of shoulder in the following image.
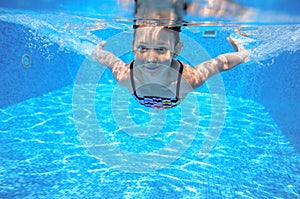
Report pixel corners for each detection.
[116,62,131,87]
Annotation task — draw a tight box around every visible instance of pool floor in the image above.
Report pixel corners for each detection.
[0,84,299,198]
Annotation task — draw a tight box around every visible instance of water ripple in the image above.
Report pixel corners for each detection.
[0,84,299,198]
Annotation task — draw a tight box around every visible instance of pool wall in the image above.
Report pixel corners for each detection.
[254,51,300,151]
[1,21,299,151]
[0,21,84,108]
[193,30,300,151]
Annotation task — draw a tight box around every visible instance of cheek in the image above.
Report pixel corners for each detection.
[160,53,173,61]
[157,53,173,65]
[134,53,145,65]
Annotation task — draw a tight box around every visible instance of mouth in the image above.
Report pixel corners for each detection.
[145,65,159,70]
[143,64,162,72]
[143,64,161,72]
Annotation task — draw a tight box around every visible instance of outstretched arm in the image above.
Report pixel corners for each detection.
[92,41,129,83]
[216,36,249,71]
[188,36,249,89]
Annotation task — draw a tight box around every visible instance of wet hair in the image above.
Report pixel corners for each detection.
[133,0,184,39]
[133,24,181,32]
[133,0,189,19]
[132,24,181,45]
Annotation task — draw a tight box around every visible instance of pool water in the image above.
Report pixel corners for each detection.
[1,84,299,198]
[1,0,300,198]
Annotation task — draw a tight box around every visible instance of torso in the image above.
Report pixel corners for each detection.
[131,60,184,109]
[119,59,195,102]
[132,60,183,95]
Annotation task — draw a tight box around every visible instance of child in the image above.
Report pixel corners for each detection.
[92,25,248,110]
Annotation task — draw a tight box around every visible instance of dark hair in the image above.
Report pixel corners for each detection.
[133,24,181,45]
[133,24,181,32]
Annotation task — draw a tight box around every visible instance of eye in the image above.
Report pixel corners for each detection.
[137,45,148,53]
[155,47,168,54]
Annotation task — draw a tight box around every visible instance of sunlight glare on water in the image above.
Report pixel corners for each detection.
[0,7,299,65]
[1,84,299,198]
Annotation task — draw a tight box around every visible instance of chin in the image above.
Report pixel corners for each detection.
[143,70,160,76]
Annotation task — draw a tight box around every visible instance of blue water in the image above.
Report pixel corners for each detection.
[1,84,299,198]
[1,0,300,198]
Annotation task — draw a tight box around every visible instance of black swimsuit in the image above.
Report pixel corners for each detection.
[130,60,184,109]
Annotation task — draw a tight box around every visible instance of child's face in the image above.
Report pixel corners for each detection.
[133,27,177,75]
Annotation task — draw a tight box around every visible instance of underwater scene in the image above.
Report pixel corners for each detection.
[0,0,299,198]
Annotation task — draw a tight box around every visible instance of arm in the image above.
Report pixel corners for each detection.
[189,36,249,88]
[217,36,249,71]
[92,42,129,83]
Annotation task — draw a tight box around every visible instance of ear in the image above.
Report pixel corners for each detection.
[173,42,183,58]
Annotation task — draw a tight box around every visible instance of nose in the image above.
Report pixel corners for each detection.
[146,49,158,63]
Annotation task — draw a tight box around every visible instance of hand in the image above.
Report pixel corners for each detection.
[95,40,107,53]
[93,41,107,59]
[227,36,249,63]
[227,36,246,52]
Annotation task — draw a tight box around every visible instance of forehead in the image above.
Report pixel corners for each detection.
[134,26,175,43]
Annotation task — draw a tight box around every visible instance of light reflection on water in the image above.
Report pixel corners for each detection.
[0,1,300,197]
[0,84,299,198]
[0,8,299,67]
[2,0,300,23]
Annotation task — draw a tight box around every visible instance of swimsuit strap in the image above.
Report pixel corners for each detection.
[130,61,138,97]
[176,60,184,98]
[130,60,184,98]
